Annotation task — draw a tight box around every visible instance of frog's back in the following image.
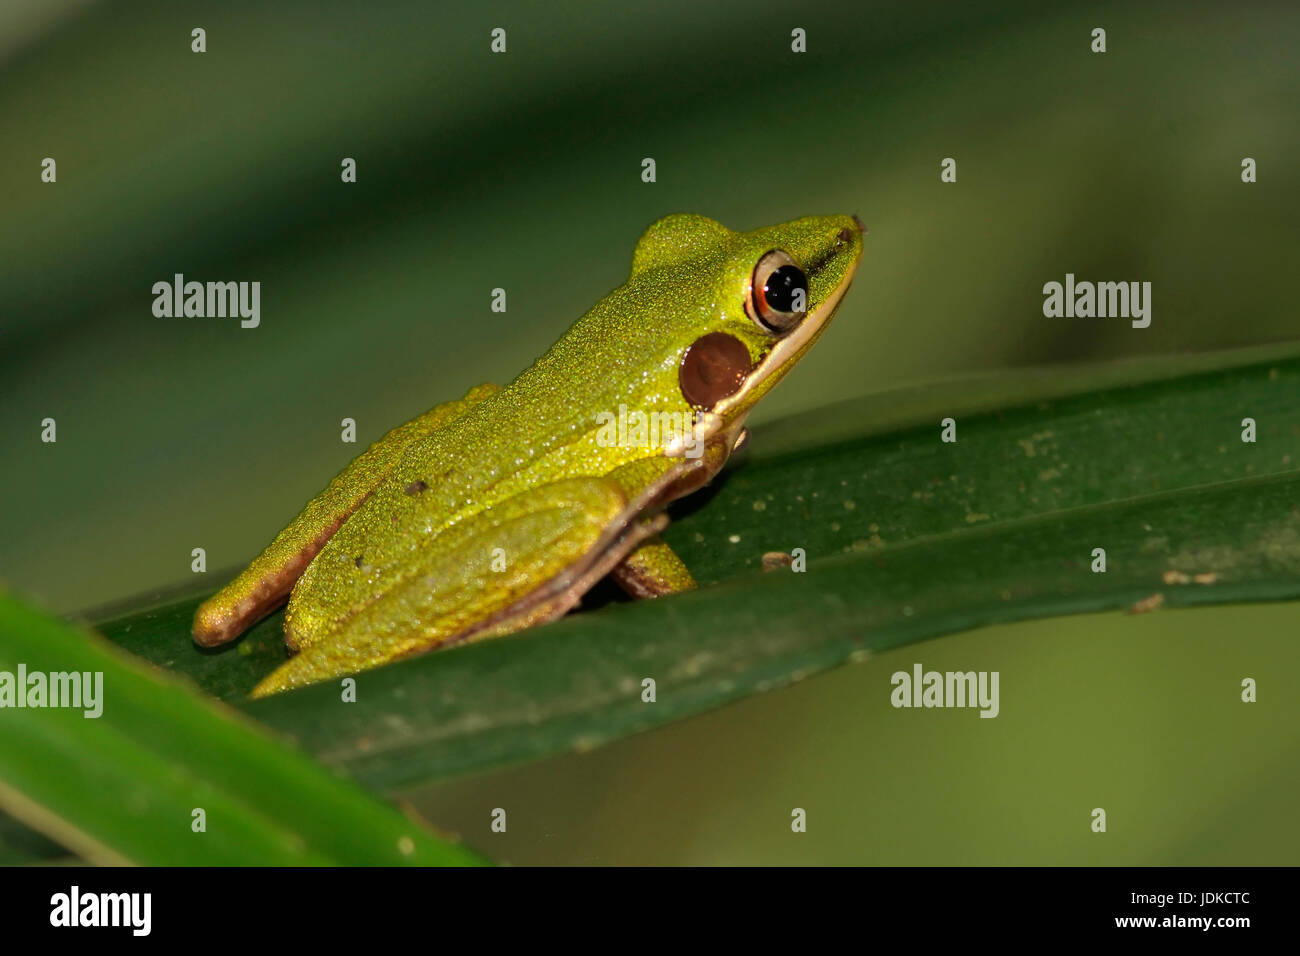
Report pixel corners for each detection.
[282,354,668,649]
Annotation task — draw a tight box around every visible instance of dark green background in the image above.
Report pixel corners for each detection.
[2,0,1297,862]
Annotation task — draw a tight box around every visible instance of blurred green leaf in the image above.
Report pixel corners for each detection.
[7,0,1300,619]
[0,811,72,865]
[88,345,1300,792]
[0,593,484,864]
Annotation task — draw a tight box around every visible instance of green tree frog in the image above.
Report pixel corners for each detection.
[193,213,865,696]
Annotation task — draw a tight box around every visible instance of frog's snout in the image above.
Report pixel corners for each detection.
[836,215,867,246]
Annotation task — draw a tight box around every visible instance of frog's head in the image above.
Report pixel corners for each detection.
[626,212,864,444]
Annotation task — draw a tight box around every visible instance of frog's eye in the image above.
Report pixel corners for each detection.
[747,250,808,334]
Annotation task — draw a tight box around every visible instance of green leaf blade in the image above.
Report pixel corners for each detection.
[91,347,1300,793]
[0,595,484,865]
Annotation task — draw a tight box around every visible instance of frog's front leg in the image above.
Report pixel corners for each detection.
[603,430,735,598]
[192,383,499,647]
[612,537,696,598]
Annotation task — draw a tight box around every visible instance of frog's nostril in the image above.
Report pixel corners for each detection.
[836,215,867,245]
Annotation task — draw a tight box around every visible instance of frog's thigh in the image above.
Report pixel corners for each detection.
[193,383,499,647]
[612,536,697,598]
[250,476,662,697]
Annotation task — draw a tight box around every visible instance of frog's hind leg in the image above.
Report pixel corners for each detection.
[469,516,673,642]
[250,475,664,697]
[605,429,735,599]
[192,384,499,647]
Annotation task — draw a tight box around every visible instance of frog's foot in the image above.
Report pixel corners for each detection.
[611,536,697,598]
[192,383,500,648]
[192,515,349,647]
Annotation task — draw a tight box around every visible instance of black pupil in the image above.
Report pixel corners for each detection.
[764,265,807,314]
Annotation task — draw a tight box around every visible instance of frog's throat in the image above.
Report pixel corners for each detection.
[670,252,861,456]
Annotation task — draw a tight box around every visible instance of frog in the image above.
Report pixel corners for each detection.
[193,212,865,696]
